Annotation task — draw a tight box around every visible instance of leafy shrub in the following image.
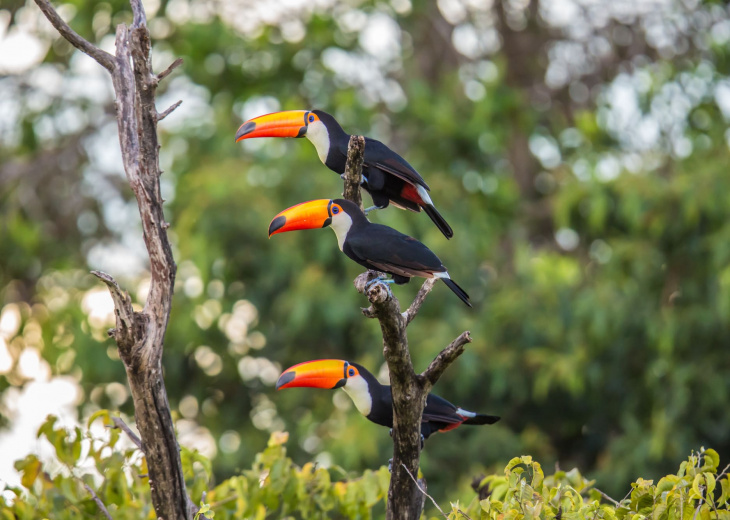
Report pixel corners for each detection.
[1,414,388,519]
[2,415,728,519]
[452,449,729,520]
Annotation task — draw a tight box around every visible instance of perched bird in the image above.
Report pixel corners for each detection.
[268,198,472,306]
[276,359,500,440]
[235,109,453,238]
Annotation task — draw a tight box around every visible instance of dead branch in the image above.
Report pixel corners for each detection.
[82,481,114,520]
[421,331,472,391]
[403,278,437,325]
[34,0,115,72]
[111,416,144,450]
[91,271,135,349]
[157,58,184,82]
[36,0,193,518]
[345,134,473,519]
[157,100,183,122]
[343,135,365,211]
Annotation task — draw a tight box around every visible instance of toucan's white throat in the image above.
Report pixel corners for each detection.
[329,211,352,251]
[342,374,372,416]
[305,120,330,165]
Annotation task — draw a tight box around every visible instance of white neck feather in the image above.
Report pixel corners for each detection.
[305,121,330,164]
[329,212,352,251]
[342,375,372,416]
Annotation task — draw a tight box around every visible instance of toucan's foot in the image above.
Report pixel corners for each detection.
[388,458,393,473]
[366,277,394,299]
[389,428,393,438]
[420,434,425,450]
[363,205,385,215]
[365,277,395,289]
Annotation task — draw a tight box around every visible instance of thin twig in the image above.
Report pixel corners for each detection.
[716,463,730,480]
[692,500,702,520]
[208,495,238,509]
[421,331,472,390]
[593,487,621,507]
[111,416,143,450]
[403,278,437,325]
[402,464,471,519]
[401,464,448,519]
[157,100,182,121]
[620,487,633,504]
[82,481,113,520]
[33,0,115,72]
[157,58,184,81]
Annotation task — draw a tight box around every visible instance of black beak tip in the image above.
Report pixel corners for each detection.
[235,121,256,141]
[276,371,295,390]
[268,216,286,237]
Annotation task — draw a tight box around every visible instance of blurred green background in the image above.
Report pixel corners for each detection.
[1,0,730,506]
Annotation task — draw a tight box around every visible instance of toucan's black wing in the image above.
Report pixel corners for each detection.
[422,393,463,425]
[364,138,430,191]
[345,224,445,278]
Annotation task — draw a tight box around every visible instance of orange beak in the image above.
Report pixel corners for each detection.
[276,359,348,390]
[268,199,333,237]
[235,110,309,141]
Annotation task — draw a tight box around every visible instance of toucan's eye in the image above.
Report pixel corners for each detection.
[332,206,340,215]
[308,115,315,123]
[348,368,355,376]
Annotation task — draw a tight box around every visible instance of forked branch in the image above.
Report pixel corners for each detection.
[344,140,471,519]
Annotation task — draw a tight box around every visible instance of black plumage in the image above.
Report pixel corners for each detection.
[313,110,453,238]
[334,199,471,306]
[350,363,500,440]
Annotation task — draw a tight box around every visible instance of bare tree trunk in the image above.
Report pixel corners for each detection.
[34,1,193,518]
[343,139,473,519]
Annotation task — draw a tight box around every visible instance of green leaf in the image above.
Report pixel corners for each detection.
[702,449,720,472]
[36,415,58,441]
[14,455,41,489]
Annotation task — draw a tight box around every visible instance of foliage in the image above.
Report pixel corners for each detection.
[3,416,729,519]
[449,448,730,520]
[1,415,390,519]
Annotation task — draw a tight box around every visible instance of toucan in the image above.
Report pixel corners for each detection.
[235,109,454,239]
[268,198,472,307]
[276,359,500,440]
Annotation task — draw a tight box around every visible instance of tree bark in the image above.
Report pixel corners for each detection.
[344,143,472,519]
[342,135,365,212]
[35,1,192,518]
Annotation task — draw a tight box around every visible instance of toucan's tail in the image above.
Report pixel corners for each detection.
[442,278,472,307]
[463,414,501,426]
[423,204,453,239]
